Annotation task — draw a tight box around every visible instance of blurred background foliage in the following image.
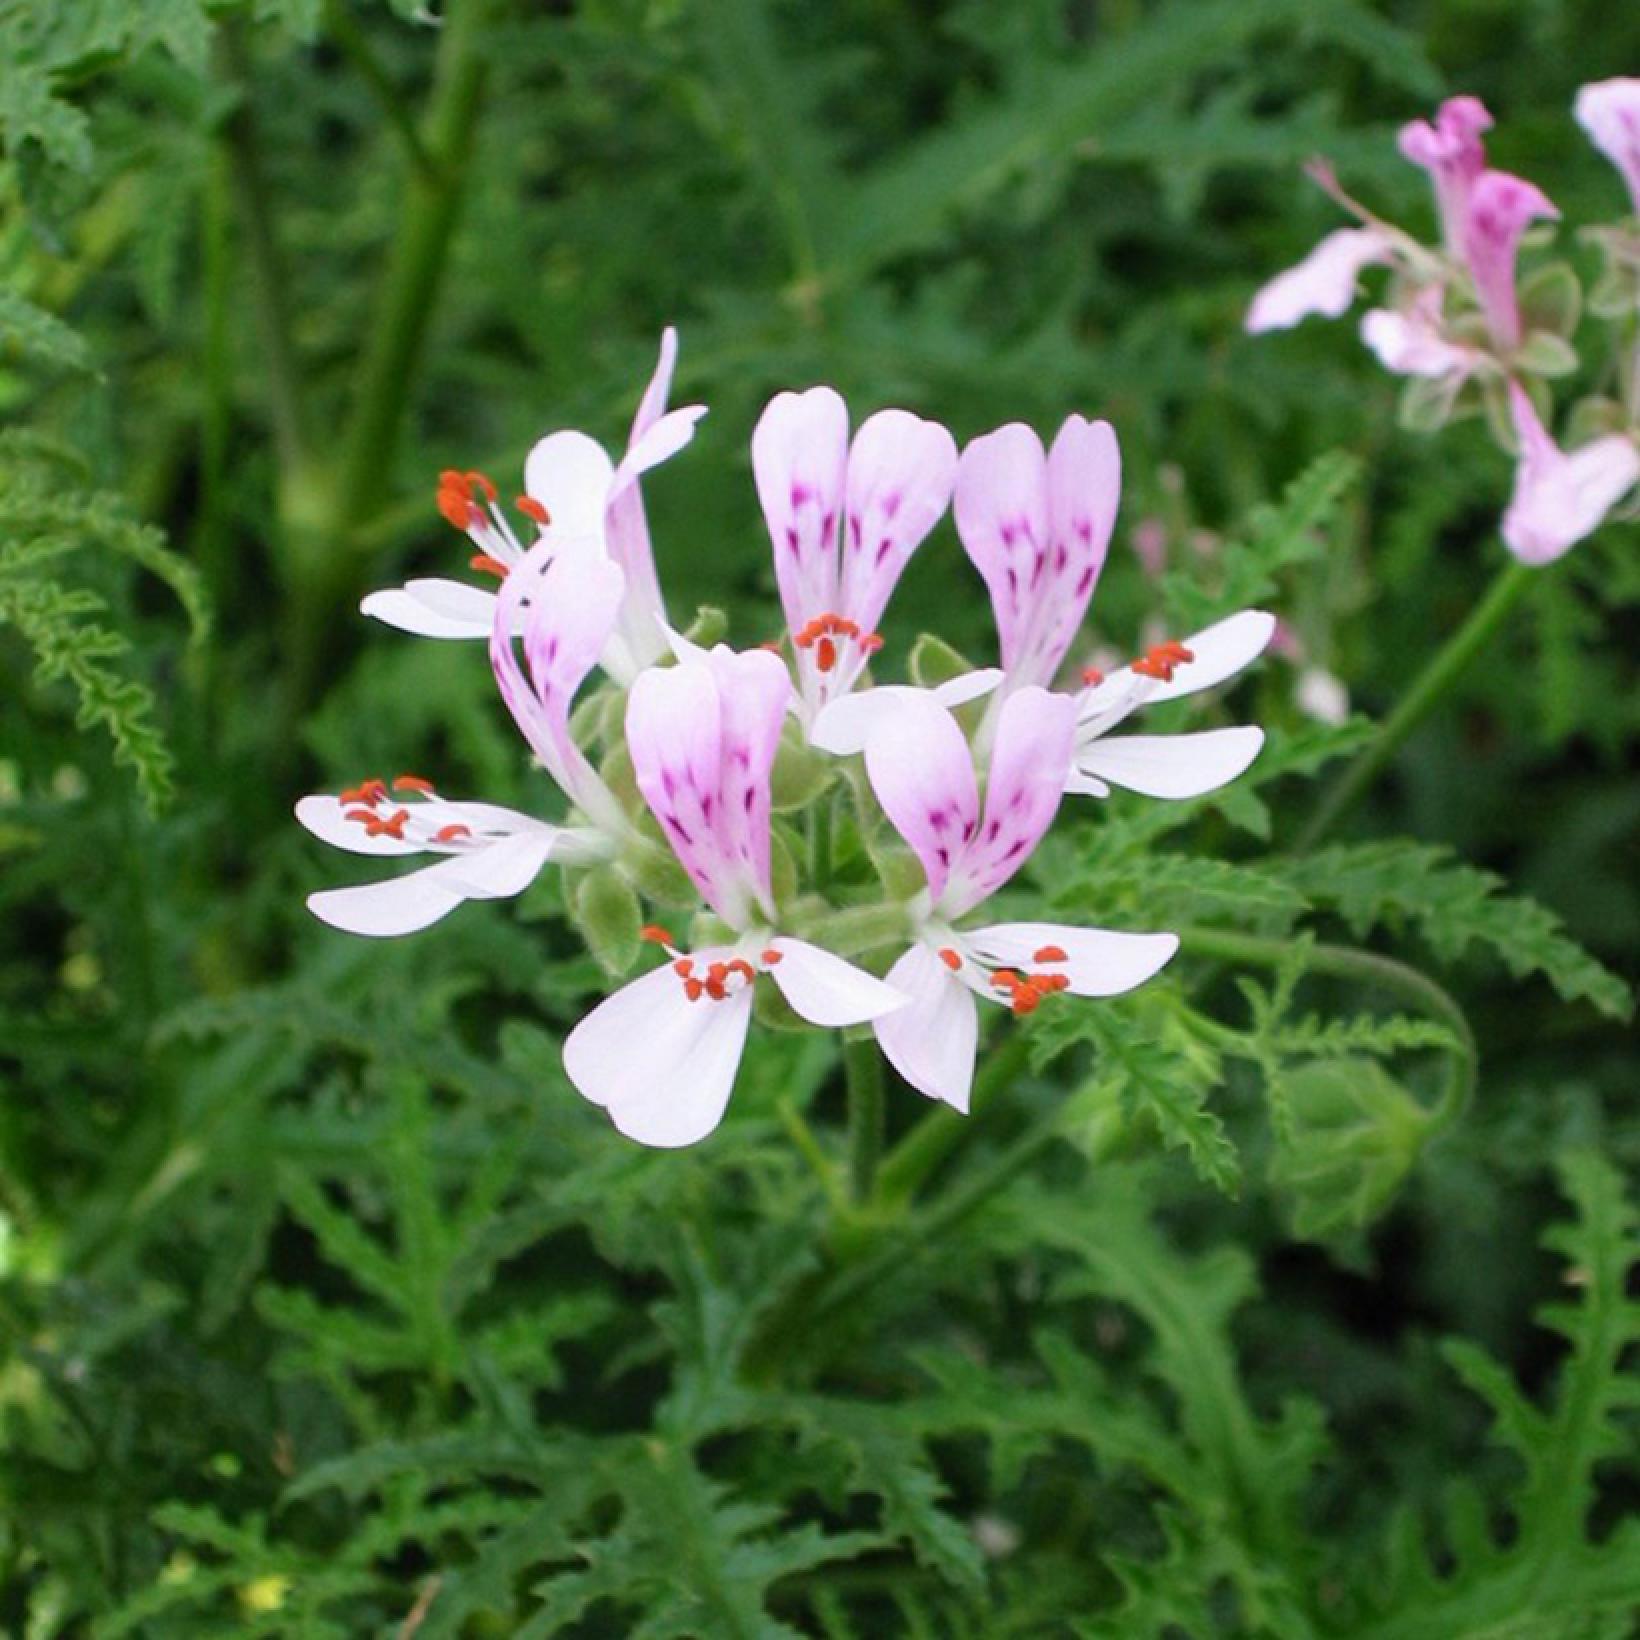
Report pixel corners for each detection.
[1,0,1636,1633]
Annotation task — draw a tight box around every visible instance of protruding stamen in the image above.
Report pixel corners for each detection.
[989,969,1022,992]
[1081,666,1105,687]
[760,948,783,965]
[792,612,881,666]
[704,962,728,1001]
[363,807,410,840]
[938,947,963,971]
[393,774,436,795]
[434,823,472,842]
[466,470,498,503]
[1033,945,1067,964]
[816,635,837,672]
[685,978,705,1001]
[673,957,694,977]
[470,553,510,580]
[640,924,677,948]
[340,778,388,808]
[515,495,550,526]
[1131,639,1197,683]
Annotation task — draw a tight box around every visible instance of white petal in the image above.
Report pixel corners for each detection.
[360,580,498,640]
[931,668,1005,710]
[767,937,907,1027]
[523,431,616,540]
[1245,227,1392,333]
[872,943,978,1112]
[563,961,752,1148]
[305,831,556,938]
[295,795,425,856]
[1073,726,1265,799]
[1139,609,1276,704]
[964,923,1179,998]
[807,684,954,756]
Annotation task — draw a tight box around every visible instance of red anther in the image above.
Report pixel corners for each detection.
[760,947,783,965]
[466,470,498,502]
[1011,988,1041,1017]
[704,962,729,1001]
[366,808,410,839]
[938,947,963,971]
[816,635,837,672]
[835,616,859,637]
[640,924,677,947]
[515,495,550,525]
[344,808,377,825]
[340,778,387,807]
[726,958,757,984]
[793,621,816,649]
[1044,974,1070,992]
[1081,666,1105,687]
[1131,655,1172,681]
[434,823,472,842]
[438,488,480,532]
[685,978,705,1001]
[393,774,436,795]
[860,632,884,655]
[1156,639,1194,664]
[469,553,510,580]
[989,968,1022,991]
[438,469,472,496]
[673,958,694,977]
[1033,944,1068,964]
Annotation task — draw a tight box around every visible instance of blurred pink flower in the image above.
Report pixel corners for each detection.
[1245,228,1394,334]
[1360,288,1481,380]
[1575,78,1640,216]
[1501,382,1639,565]
[1399,95,1494,250]
[1461,171,1559,351]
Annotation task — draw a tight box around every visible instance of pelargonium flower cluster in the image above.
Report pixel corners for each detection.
[300,332,1274,1146]
[1247,84,1640,565]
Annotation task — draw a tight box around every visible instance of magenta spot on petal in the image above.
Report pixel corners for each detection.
[791,482,811,507]
[785,526,800,553]
[1074,567,1094,595]
[882,491,902,519]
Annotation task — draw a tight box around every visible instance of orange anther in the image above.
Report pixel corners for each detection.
[393,774,436,795]
[1156,639,1194,663]
[438,489,480,532]
[1131,655,1171,681]
[1033,945,1068,964]
[989,969,1022,991]
[344,807,377,825]
[685,978,705,1001]
[704,962,728,1001]
[640,924,676,947]
[726,958,757,984]
[673,958,694,977]
[760,948,783,965]
[366,808,410,839]
[938,947,963,971]
[340,778,387,807]
[438,469,472,496]
[860,632,884,655]
[466,470,498,502]
[816,635,837,672]
[1081,666,1105,687]
[434,823,472,842]
[516,495,550,525]
[1011,988,1041,1017]
[469,553,510,580]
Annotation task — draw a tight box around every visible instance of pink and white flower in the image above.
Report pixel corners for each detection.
[1460,171,1560,352]
[300,538,636,935]
[361,329,705,678]
[1245,227,1395,335]
[1399,95,1494,252]
[1575,79,1640,218]
[1500,381,1640,565]
[752,387,959,726]
[861,687,1177,1110]
[563,645,905,1147]
[1360,287,1482,380]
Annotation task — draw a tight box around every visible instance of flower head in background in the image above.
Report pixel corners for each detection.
[1501,383,1640,565]
[361,329,705,677]
[1461,170,1559,351]
[1398,94,1494,251]
[298,541,632,934]
[752,387,959,727]
[1575,79,1640,218]
[562,645,905,1147]
[861,688,1177,1110]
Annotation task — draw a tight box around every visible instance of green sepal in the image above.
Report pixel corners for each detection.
[1516,261,1582,339]
[569,866,644,976]
[909,632,976,687]
[1397,373,1462,434]
[681,605,728,647]
[1511,329,1579,379]
[1563,394,1631,446]
[623,838,697,908]
[770,721,834,812]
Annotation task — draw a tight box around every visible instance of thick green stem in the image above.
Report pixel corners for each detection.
[1178,925,1477,1133]
[333,0,492,536]
[1296,558,1537,851]
[844,1037,884,1205]
[323,0,440,182]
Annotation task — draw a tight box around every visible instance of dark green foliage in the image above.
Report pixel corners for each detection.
[2,1,1636,1635]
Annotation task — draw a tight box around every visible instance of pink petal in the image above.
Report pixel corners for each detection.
[808,670,1002,756]
[1461,170,1559,351]
[704,646,790,918]
[630,325,680,443]
[307,830,556,938]
[943,686,1076,917]
[1399,95,1493,249]
[360,578,498,639]
[1360,305,1477,380]
[963,922,1178,998]
[837,409,958,636]
[861,690,979,907]
[1030,415,1120,681]
[872,943,978,1111]
[1501,383,1640,565]
[1576,79,1640,217]
[1245,228,1392,334]
[753,387,849,635]
[953,423,1050,679]
[563,958,753,1147]
[1071,726,1265,799]
[767,937,907,1027]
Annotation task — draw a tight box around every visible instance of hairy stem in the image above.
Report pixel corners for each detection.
[844,1037,885,1205]
[1178,925,1478,1133]
[1296,558,1537,850]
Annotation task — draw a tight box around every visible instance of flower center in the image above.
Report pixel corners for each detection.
[338,774,475,846]
[793,612,884,674]
[435,468,551,580]
[940,942,1071,1017]
[1129,638,1195,682]
[641,926,784,1004]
